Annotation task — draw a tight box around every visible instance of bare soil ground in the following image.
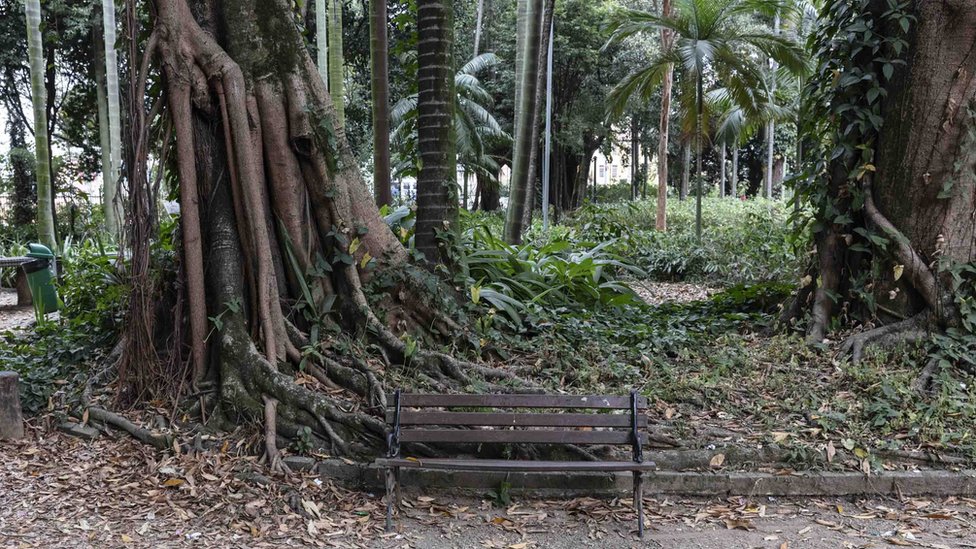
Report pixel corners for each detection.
[3,427,976,548]
[630,281,719,306]
[0,288,34,333]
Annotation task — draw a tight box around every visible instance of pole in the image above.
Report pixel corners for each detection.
[541,18,553,231]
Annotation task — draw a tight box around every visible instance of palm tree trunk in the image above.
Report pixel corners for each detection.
[695,73,703,241]
[631,116,639,200]
[474,0,486,56]
[327,0,345,128]
[24,0,55,250]
[415,0,457,262]
[514,0,527,135]
[655,0,672,231]
[765,10,780,199]
[680,141,690,201]
[504,0,544,244]
[94,33,112,215]
[369,0,392,207]
[521,0,555,231]
[719,141,726,198]
[731,147,739,198]
[102,0,122,238]
[315,0,328,84]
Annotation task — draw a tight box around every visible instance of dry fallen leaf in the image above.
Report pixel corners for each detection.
[709,454,726,468]
[826,440,836,463]
[162,478,184,487]
[724,518,753,531]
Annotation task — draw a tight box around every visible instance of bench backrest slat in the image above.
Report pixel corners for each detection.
[386,410,647,428]
[386,392,649,450]
[387,393,646,409]
[398,428,634,445]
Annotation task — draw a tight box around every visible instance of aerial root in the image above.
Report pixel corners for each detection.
[260,395,290,474]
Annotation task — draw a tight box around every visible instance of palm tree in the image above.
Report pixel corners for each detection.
[607,0,807,241]
[24,0,55,250]
[369,0,392,207]
[101,0,122,237]
[415,0,456,263]
[391,53,510,184]
[504,0,544,244]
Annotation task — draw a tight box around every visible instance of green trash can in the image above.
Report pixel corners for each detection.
[23,243,59,315]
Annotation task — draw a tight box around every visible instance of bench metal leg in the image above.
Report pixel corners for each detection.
[633,470,644,538]
[385,466,396,532]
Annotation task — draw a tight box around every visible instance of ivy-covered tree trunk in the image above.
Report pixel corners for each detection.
[795,0,976,380]
[152,0,514,459]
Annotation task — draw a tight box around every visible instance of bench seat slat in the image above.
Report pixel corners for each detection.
[398,428,635,445]
[376,457,656,472]
[388,393,646,409]
[387,411,646,428]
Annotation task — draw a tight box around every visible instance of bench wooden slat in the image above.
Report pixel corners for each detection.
[376,457,656,472]
[387,393,646,409]
[398,428,636,445]
[387,410,647,428]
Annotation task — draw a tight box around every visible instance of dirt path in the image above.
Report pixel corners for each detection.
[0,288,34,333]
[3,428,976,548]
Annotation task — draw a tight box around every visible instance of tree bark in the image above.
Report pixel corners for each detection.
[327,0,345,128]
[151,0,514,456]
[101,0,123,238]
[24,0,56,251]
[504,0,544,243]
[679,140,689,201]
[655,0,671,230]
[369,0,392,207]
[415,0,457,262]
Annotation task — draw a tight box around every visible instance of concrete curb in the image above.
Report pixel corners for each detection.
[292,458,976,498]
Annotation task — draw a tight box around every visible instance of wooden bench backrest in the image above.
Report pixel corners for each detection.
[385,392,648,446]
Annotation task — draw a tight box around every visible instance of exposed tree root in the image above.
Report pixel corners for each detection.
[86,407,172,450]
[839,312,933,363]
[260,395,289,474]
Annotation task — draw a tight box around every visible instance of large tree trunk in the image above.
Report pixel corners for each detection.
[327,0,345,128]
[415,0,457,262]
[872,1,976,319]
[151,0,511,456]
[797,1,976,369]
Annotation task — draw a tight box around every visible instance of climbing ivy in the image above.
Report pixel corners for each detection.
[791,0,914,318]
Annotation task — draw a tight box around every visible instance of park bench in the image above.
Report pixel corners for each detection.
[376,390,655,537]
[0,256,37,306]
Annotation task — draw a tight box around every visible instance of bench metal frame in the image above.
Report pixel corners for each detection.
[377,390,655,537]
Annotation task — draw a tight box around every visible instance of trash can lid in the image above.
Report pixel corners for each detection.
[25,243,55,259]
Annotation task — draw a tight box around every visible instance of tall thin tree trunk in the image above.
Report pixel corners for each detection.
[765,10,780,199]
[94,33,112,215]
[327,0,345,128]
[473,0,486,56]
[504,0,544,243]
[679,140,690,201]
[719,142,726,198]
[369,0,391,207]
[541,16,553,230]
[24,0,55,250]
[316,0,328,85]
[630,116,639,200]
[415,0,457,262]
[731,147,739,198]
[695,74,703,241]
[655,0,672,231]
[102,0,122,238]
[520,0,555,231]
[514,0,527,136]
